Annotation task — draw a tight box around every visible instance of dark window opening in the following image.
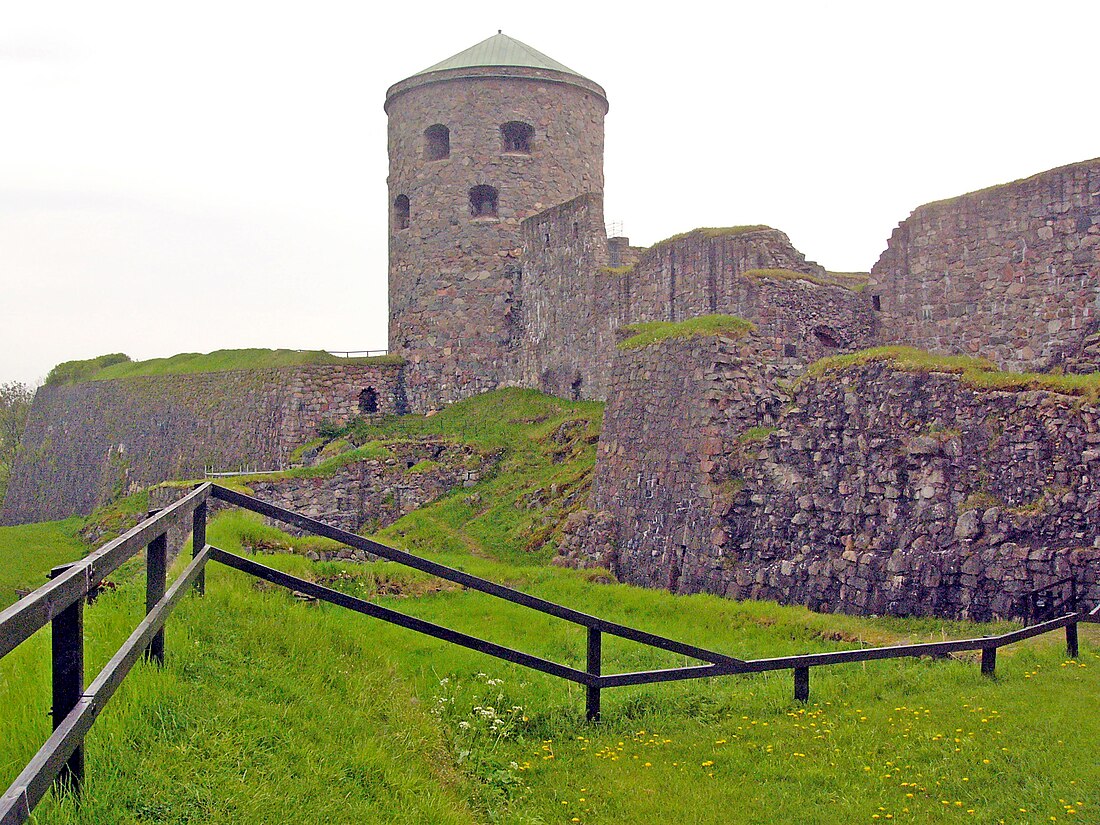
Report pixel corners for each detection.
[500,121,534,154]
[570,374,583,401]
[872,294,882,312]
[784,343,798,358]
[572,222,579,239]
[393,195,410,231]
[469,185,498,218]
[359,387,379,415]
[424,124,450,161]
[544,232,551,248]
[813,326,842,349]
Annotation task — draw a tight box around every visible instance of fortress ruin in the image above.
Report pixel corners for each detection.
[4,33,1099,619]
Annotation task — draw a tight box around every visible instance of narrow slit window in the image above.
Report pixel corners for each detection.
[500,121,534,154]
[393,195,410,231]
[469,185,498,218]
[424,124,450,161]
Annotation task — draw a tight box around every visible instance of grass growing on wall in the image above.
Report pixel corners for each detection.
[742,268,869,292]
[618,315,756,350]
[45,349,403,385]
[804,345,1100,400]
[0,517,87,607]
[652,225,774,248]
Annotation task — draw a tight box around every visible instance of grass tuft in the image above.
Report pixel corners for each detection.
[802,345,1100,400]
[618,315,756,350]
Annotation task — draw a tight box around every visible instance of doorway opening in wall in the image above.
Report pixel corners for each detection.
[813,326,842,349]
[359,387,379,415]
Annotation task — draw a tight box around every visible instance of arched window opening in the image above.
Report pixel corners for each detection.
[359,387,379,415]
[424,124,450,161]
[500,121,534,154]
[393,195,410,231]
[469,185,498,218]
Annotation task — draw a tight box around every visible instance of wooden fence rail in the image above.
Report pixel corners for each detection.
[0,482,1094,824]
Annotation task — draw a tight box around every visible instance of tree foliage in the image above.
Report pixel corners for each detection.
[0,381,33,504]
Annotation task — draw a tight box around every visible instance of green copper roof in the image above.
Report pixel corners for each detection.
[417,32,587,80]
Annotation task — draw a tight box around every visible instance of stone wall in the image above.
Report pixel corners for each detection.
[516,193,610,399]
[386,65,607,410]
[1,364,406,524]
[519,209,876,401]
[565,330,790,590]
[248,439,496,545]
[870,158,1100,371]
[562,340,1100,620]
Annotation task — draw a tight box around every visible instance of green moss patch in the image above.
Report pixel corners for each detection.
[803,346,1100,400]
[46,348,403,385]
[618,315,756,350]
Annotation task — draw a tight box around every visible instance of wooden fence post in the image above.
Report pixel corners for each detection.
[1066,621,1079,660]
[49,567,84,793]
[586,627,602,722]
[193,500,207,596]
[981,646,996,678]
[145,533,167,665]
[794,666,810,702]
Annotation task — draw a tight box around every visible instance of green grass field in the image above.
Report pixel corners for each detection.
[1,389,1097,823]
[0,518,86,607]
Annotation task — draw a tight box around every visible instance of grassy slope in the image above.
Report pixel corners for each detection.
[0,518,86,607]
[47,348,401,385]
[2,388,1098,823]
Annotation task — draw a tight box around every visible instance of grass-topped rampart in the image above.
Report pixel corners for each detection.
[652,225,774,249]
[618,315,755,350]
[803,345,1100,400]
[46,348,403,385]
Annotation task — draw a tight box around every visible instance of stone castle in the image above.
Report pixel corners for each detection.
[4,33,1100,619]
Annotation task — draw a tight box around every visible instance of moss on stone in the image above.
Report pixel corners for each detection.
[803,345,1100,400]
[651,225,773,249]
[597,265,635,277]
[47,348,404,384]
[737,426,777,443]
[406,459,442,474]
[617,315,756,350]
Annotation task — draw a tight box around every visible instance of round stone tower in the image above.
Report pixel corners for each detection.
[385,32,608,410]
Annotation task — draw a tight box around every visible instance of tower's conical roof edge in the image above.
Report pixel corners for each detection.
[414,33,590,82]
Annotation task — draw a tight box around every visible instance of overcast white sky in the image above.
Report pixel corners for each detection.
[2,1,1097,386]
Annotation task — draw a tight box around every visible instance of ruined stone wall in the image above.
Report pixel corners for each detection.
[1,364,406,524]
[248,440,495,543]
[519,216,876,401]
[516,193,610,399]
[386,67,607,410]
[563,342,1100,620]
[566,331,789,589]
[870,158,1100,371]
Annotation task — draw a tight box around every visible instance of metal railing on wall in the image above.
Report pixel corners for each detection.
[1,484,1096,824]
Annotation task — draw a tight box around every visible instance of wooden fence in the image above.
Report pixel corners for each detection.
[1,482,1096,824]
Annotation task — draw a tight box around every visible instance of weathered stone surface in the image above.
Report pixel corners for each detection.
[871,158,1100,372]
[1,364,406,524]
[518,213,876,401]
[563,341,1100,620]
[248,439,497,544]
[386,64,608,411]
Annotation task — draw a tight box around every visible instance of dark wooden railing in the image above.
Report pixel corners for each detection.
[0,483,1096,824]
